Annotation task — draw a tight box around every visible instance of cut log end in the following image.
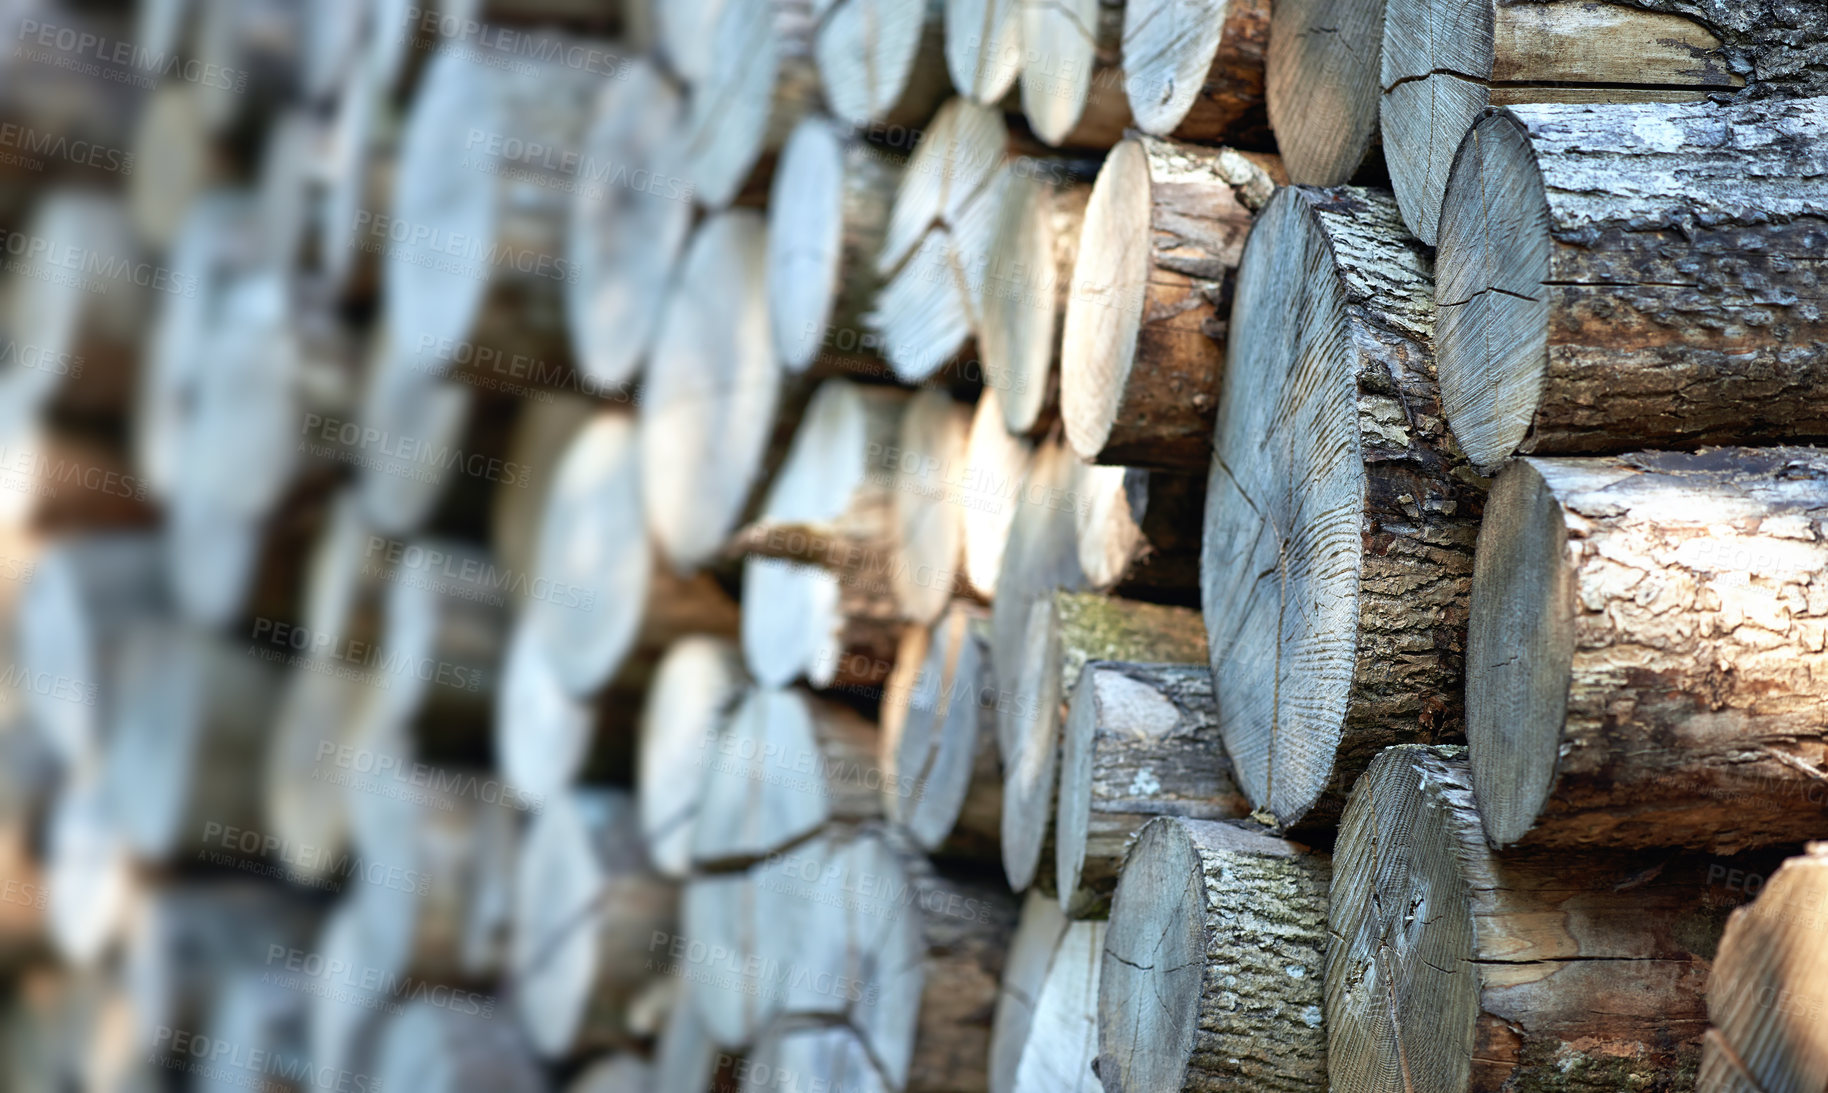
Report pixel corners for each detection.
[1201,188,1369,829]
[1265,0,1384,184]
[1098,817,1329,1093]
[1435,110,1551,474]
[1326,748,1487,1093]
[1059,140,1151,462]
[767,117,849,370]
[1465,459,1573,851]
[1701,844,1828,1093]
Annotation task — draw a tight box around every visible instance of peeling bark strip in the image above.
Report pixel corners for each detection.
[1376,0,1808,244]
[1060,135,1278,471]
[1436,98,1828,474]
[1054,662,1248,905]
[1327,746,1775,1093]
[1120,0,1270,144]
[1098,817,1329,1093]
[1467,448,1828,853]
[1701,843,1828,1093]
[1266,0,1385,185]
[1202,185,1484,833]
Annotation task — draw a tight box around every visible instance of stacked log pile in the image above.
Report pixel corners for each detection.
[0,0,1824,1090]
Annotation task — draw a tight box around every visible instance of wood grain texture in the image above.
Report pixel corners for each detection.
[1061,136,1276,471]
[1203,185,1485,831]
[1437,98,1828,473]
[1468,448,1828,853]
[1098,817,1329,1092]
[1328,745,1775,1093]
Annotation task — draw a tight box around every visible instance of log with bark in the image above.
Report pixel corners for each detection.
[1019,0,1131,147]
[1074,465,1203,601]
[738,551,901,692]
[813,0,949,128]
[988,891,1070,1093]
[744,1023,890,1093]
[1700,842,1828,1093]
[890,387,972,624]
[509,788,678,1059]
[381,48,595,363]
[1009,918,1105,1093]
[871,166,1013,383]
[1119,0,1271,145]
[1265,0,1386,184]
[42,768,135,966]
[100,624,277,863]
[766,117,903,372]
[638,636,750,879]
[0,191,143,419]
[691,686,882,867]
[978,171,1089,437]
[1467,447,1828,853]
[1327,745,1775,1093]
[1098,817,1330,1092]
[1055,662,1248,906]
[987,437,1087,746]
[524,411,651,695]
[1002,591,1206,892]
[880,603,1002,861]
[1436,98,1828,474]
[642,210,783,572]
[879,98,1010,276]
[1060,135,1276,471]
[15,533,165,767]
[944,0,1022,105]
[678,0,822,208]
[734,828,1016,1090]
[1378,0,1823,245]
[566,57,693,389]
[1203,185,1484,831]
[961,389,1033,598]
[733,378,909,598]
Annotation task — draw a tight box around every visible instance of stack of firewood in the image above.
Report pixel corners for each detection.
[0,0,1824,1090]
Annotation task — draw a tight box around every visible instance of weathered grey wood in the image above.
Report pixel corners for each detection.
[1436,98,1828,473]
[1055,662,1248,905]
[1010,919,1105,1093]
[1098,817,1329,1092]
[1377,0,1821,243]
[1060,136,1277,470]
[1700,843,1828,1093]
[1328,745,1775,1093]
[1121,0,1271,144]
[979,172,1089,437]
[767,116,903,371]
[1203,186,1484,831]
[1266,0,1385,184]
[1468,448,1828,853]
